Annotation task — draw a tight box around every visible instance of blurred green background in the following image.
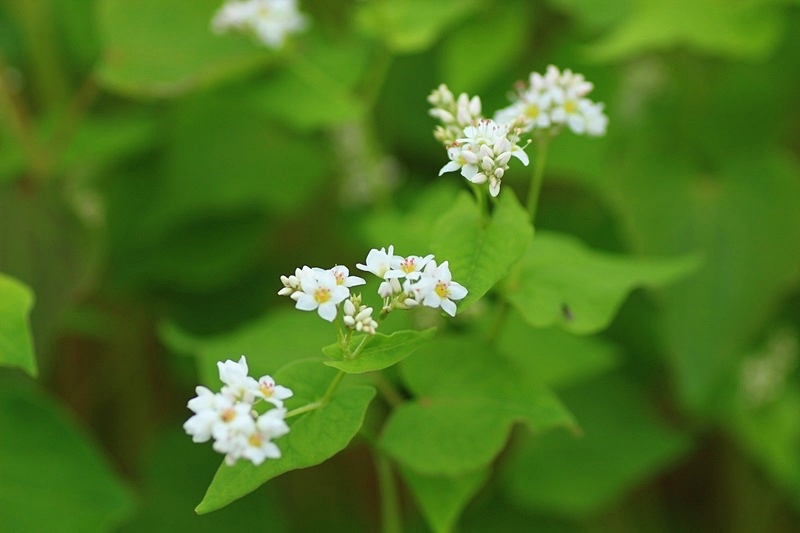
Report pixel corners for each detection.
[1,0,800,531]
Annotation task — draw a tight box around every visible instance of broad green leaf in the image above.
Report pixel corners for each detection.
[197,361,375,513]
[608,151,800,412]
[161,309,334,388]
[381,336,574,475]
[585,0,784,62]
[0,273,36,376]
[96,0,271,97]
[431,190,532,311]
[322,327,436,374]
[119,429,289,532]
[502,372,692,516]
[546,0,633,32]
[356,0,480,54]
[438,1,528,92]
[496,310,620,387]
[0,377,133,530]
[253,35,369,130]
[402,466,490,533]
[505,231,697,335]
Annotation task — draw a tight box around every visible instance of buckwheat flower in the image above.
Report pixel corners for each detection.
[413,260,468,317]
[388,254,435,281]
[278,266,310,297]
[218,356,261,403]
[211,401,257,448]
[256,375,294,407]
[184,387,230,443]
[428,84,483,145]
[357,246,398,279]
[378,277,403,299]
[439,142,480,180]
[294,268,350,321]
[241,408,290,464]
[212,0,308,50]
[325,265,366,288]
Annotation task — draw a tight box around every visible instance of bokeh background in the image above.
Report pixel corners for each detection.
[1,0,800,531]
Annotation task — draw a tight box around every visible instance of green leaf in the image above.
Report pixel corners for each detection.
[585,0,784,62]
[322,327,436,374]
[381,336,575,476]
[355,0,480,54]
[438,1,528,92]
[431,190,533,311]
[496,310,620,388]
[505,231,697,335]
[401,466,491,533]
[162,309,334,392]
[0,273,36,376]
[197,361,375,513]
[0,377,133,530]
[96,0,271,97]
[502,372,692,516]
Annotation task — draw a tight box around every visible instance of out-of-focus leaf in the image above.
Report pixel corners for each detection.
[502,372,692,516]
[161,309,335,387]
[96,0,271,97]
[431,190,533,311]
[0,377,133,530]
[438,1,528,92]
[197,361,374,513]
[356,0,480,54]
[381,336,574,476]
[119,429,288,532]
[402,466,491,533]
[254,34,370,130]
[505,231,697,335]
[585,0,784,62]
[0,273,36,376]
[496,310,620,387]
[322,328,436,373]
[611,152,800,413]
[546,0,633,32]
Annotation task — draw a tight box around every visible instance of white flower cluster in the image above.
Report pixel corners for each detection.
[211,0,307,49]
[357,246,468,317]
[439,119,530,198]
[493,65,608,137]
[279,265,370,325]
[184,356,293,466]
[427,84,483,146]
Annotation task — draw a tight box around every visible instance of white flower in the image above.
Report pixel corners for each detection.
[356,246,398,279]
[388,254,434,281]
[324,265,366,288]
[439,119,529,197]
[428,84,483,145]
[184,387,230,443]
[217,356,260,402]
[493,65,607,138]
[212,0,307,49]
[413,260,468,317]
[256,375,294,407]
[294,268,350,322]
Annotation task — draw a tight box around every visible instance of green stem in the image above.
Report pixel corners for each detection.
[349,333,372,360]
[322,370,346,403]
[0,54,46,179]
[374,374,404,408]
[285,401,322,419]
[526,138,550,224]
[375,453,402,533]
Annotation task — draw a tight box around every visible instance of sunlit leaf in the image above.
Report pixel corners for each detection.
[197,361,375,513]
[431,190,533,311]
[96,0,271,97]
[505,231,697,335]
[0,273,36,376]
[322,328,436,374]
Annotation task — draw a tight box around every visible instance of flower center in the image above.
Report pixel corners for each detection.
[435,282,449,299]
[524,103,540,119]
[221,407,236,423]
[314,287,332,304]
[249,433,263,447]
[333,271,345,285]
[259,381,274,397]
[564,100,578,114]
[401,258,416,273]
